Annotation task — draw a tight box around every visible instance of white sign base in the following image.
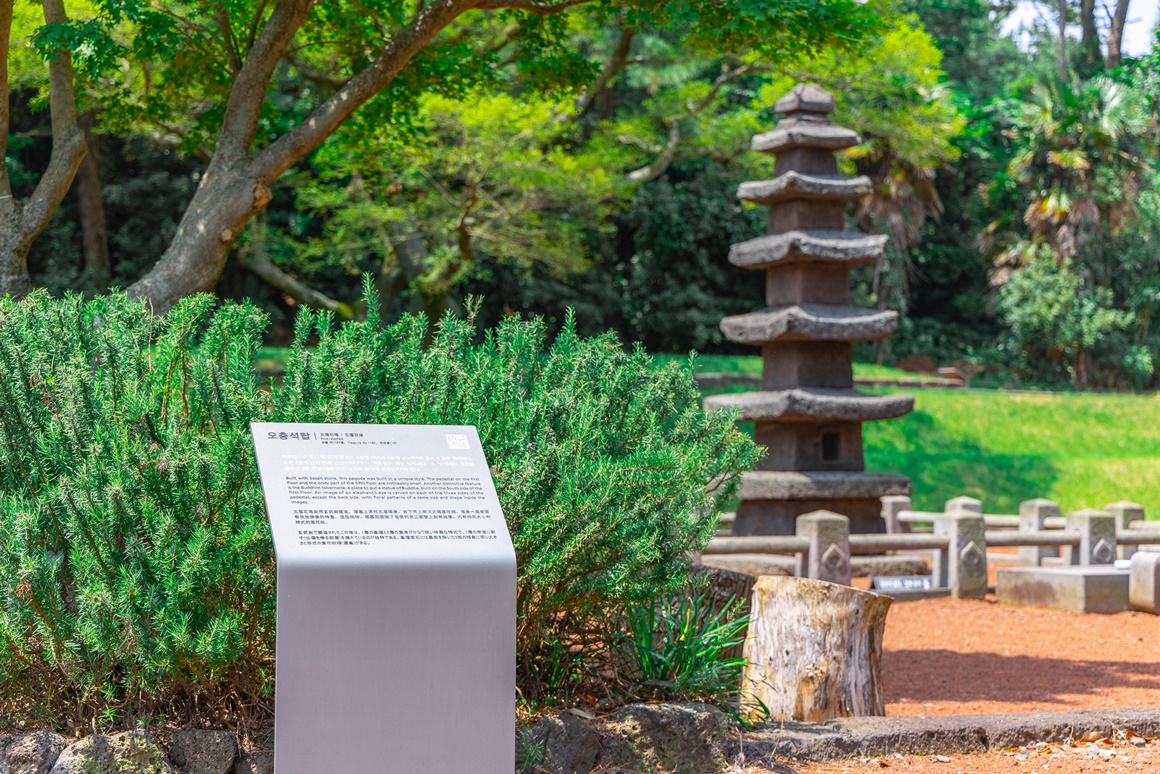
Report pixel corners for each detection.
[252,423,516,774]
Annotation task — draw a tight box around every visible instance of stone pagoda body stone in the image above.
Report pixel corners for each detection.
[706,84,914,535]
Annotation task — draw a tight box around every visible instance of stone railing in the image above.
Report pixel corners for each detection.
[705,496,1160,600]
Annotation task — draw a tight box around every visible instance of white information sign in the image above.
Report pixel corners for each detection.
[252,422,516,774]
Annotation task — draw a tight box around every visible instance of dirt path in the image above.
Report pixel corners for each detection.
[748,736,1160,773]
[880,597,1160,716]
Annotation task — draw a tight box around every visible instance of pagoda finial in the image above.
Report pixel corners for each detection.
[774,83,835,117]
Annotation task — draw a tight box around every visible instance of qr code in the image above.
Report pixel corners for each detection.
[446,433,469,449]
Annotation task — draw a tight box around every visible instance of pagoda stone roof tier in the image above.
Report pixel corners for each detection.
[775,83,836,115]
[704,388,914,423]
[730,230,887,269]
[737,172,872,206]
[738,470,912,502]
[751,119,860,154]
[720,304,897,344]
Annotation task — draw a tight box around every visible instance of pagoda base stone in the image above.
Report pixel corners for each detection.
[733,471,911,535]
[735,497,885,535]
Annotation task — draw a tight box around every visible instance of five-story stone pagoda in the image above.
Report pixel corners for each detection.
[706,84,914,535]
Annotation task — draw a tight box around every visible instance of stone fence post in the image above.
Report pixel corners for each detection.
[796,511,851,586]
[933,508,987,599]
[881,495,912,535]
[1019,498,1060,566]
[1106,501,1145,559]
[1065,509,1116,566]
[945,496,982,514]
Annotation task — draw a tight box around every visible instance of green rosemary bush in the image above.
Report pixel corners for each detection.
[271,290,760,703]
[0,287,757,725]
[0,291,274,727]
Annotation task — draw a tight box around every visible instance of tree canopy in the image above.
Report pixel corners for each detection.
[6,0,1160,389]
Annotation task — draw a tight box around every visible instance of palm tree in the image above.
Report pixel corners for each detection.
[984,75,1154,285]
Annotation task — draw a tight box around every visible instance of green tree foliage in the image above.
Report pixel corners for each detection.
[0,288,757,726]
[985,76,1154,280]
[998,255,1134,385]
[272,90,633,319]
[2,0,885,309]
[465,159,766,352]
[452,15,966,350]
[982,72,1159,386]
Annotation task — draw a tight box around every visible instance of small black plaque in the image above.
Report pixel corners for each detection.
[872,576,933,591]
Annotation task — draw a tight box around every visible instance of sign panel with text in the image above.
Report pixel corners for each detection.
[252,422,516,774]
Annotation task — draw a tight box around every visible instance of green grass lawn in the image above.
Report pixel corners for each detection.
[864,387,1160,517]
[257,346,1160,517]
[686,354,1160,517]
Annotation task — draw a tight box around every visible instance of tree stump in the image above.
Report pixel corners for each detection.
[740,576,891,722]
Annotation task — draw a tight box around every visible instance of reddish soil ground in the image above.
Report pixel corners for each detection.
[881,596,1160,716]
[756,736,1160,774]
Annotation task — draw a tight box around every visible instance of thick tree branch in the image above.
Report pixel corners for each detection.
[239,250,357,319]
[574,25,635,118]
[247,0,477,181]
[474,0,589,12]
[19,0,87,242]
[214,0,316,165]
[626,121,680,183]
[0,0,13,199]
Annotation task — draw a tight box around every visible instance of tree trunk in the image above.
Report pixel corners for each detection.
[741,576,892,722]
[0,209,34,298]
[125,0,479,314]
[76,112,109,275]
[1106,0,1130,68]
[1080,0,1100,66]
[125,162,270,313]
[0,0,87,299]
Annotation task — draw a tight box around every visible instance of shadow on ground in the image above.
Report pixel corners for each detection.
[884,649,1160,707]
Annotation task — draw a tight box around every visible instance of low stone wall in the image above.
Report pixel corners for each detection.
[744,708,1160,763]
[12,704,1160,773]
[522,703,736,774]
[0,704,734,774]
[525,706,1160,771]
[0,728,269,774]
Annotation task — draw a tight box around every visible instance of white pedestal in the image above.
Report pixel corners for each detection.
[252,423,516,773]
